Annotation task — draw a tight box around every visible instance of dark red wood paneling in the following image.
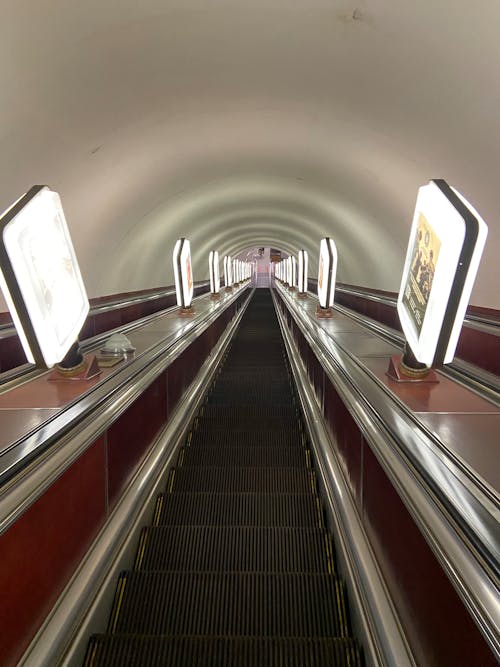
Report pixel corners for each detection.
[118,303,145,326]
[324,380,363,506]
[107,374,167,507]
[79,316,95,341]
[456,326,500,376]
[467,305,500,322]
[333,286,499,375]
[93,309,123,336]
[166,351,187,415]
[362,445,497,667]
[0,436,106,667]
[323,379,363,504]
[0,333,27,372]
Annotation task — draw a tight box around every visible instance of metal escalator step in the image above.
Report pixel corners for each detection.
[108,571,349,638]
[169,467,315,494]
[178,446,308,468]
[219,361,287,369]
[219,366,288,374]
[154,493,324,528]
[194,414,300,430]
[212,366,290,376]
[84,635,363,667]
[188,429,303,448]
[198,404,299,420]
[134,526,335,574]
[204,394,297,410]
[206,398,294,409]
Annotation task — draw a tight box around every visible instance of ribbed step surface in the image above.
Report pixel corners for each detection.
[85,636,363,667]
[201,404,296,417]
[135,526,334,573]
[109,572,349,637]
[169,466,315,493]
[188,429,303,448]
[154,492,323,527]
[179,445,308,468]
[83,290,362,667]
[193,414,298,430]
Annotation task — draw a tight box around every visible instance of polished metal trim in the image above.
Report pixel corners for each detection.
[336,285,500,336]
[17,291,251,667]
[0,289,210,391]
[336,285,397,306]
[332,301,500,404]
[273,291,417,667]
[88,287,177,314]
[0,286,251,533]
[277,284,500,660]
[0,282,210,332]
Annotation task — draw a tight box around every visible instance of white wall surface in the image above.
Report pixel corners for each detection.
[0,1,498,309]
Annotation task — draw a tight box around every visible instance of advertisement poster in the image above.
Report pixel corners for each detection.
[186,254,193,293]
[318,254,324,292]
[18,211,84,347]
[402,212,441,334]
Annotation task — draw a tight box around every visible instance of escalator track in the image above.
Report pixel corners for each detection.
[83,289,363,666]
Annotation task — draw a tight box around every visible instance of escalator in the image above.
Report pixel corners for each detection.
[83,289,363,666]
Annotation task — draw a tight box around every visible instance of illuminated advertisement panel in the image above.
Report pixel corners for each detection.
[298,250,308,293]
[397,179,488,366]
[209,250,220,294]
[317,238,338,308]
[0,185,89,367]
[291,256,297,288]
[173,238,194,308]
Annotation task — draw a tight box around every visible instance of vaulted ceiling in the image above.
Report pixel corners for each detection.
[1,1,498,309]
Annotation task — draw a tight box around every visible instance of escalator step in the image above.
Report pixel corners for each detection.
[206,393,295,407]
[82,292,363,667]
[193,415,300,430]
[135,526,335,574]
[84,635,363,667]
[217,365,286,374]
[188,429,304,449]
[169,467,315,494]
[154,492,324,528]
[108,571,349,638]
[178,445,308,468]
[220,366,290,376]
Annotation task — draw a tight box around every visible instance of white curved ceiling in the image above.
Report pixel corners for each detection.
[1,1,499,308]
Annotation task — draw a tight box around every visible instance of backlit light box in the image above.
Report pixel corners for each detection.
[0,185,89,367]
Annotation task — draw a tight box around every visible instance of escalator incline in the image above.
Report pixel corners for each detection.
[84,289,363,666]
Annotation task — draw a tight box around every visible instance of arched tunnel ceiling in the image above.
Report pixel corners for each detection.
[1,1,499,309]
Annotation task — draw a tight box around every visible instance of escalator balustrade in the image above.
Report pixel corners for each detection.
[84,290,363,666]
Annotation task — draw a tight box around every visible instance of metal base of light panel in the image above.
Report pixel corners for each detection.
[386,356,439,384]
[316,305,333,319]
[178,306,196,317]
[50,356,101,382]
